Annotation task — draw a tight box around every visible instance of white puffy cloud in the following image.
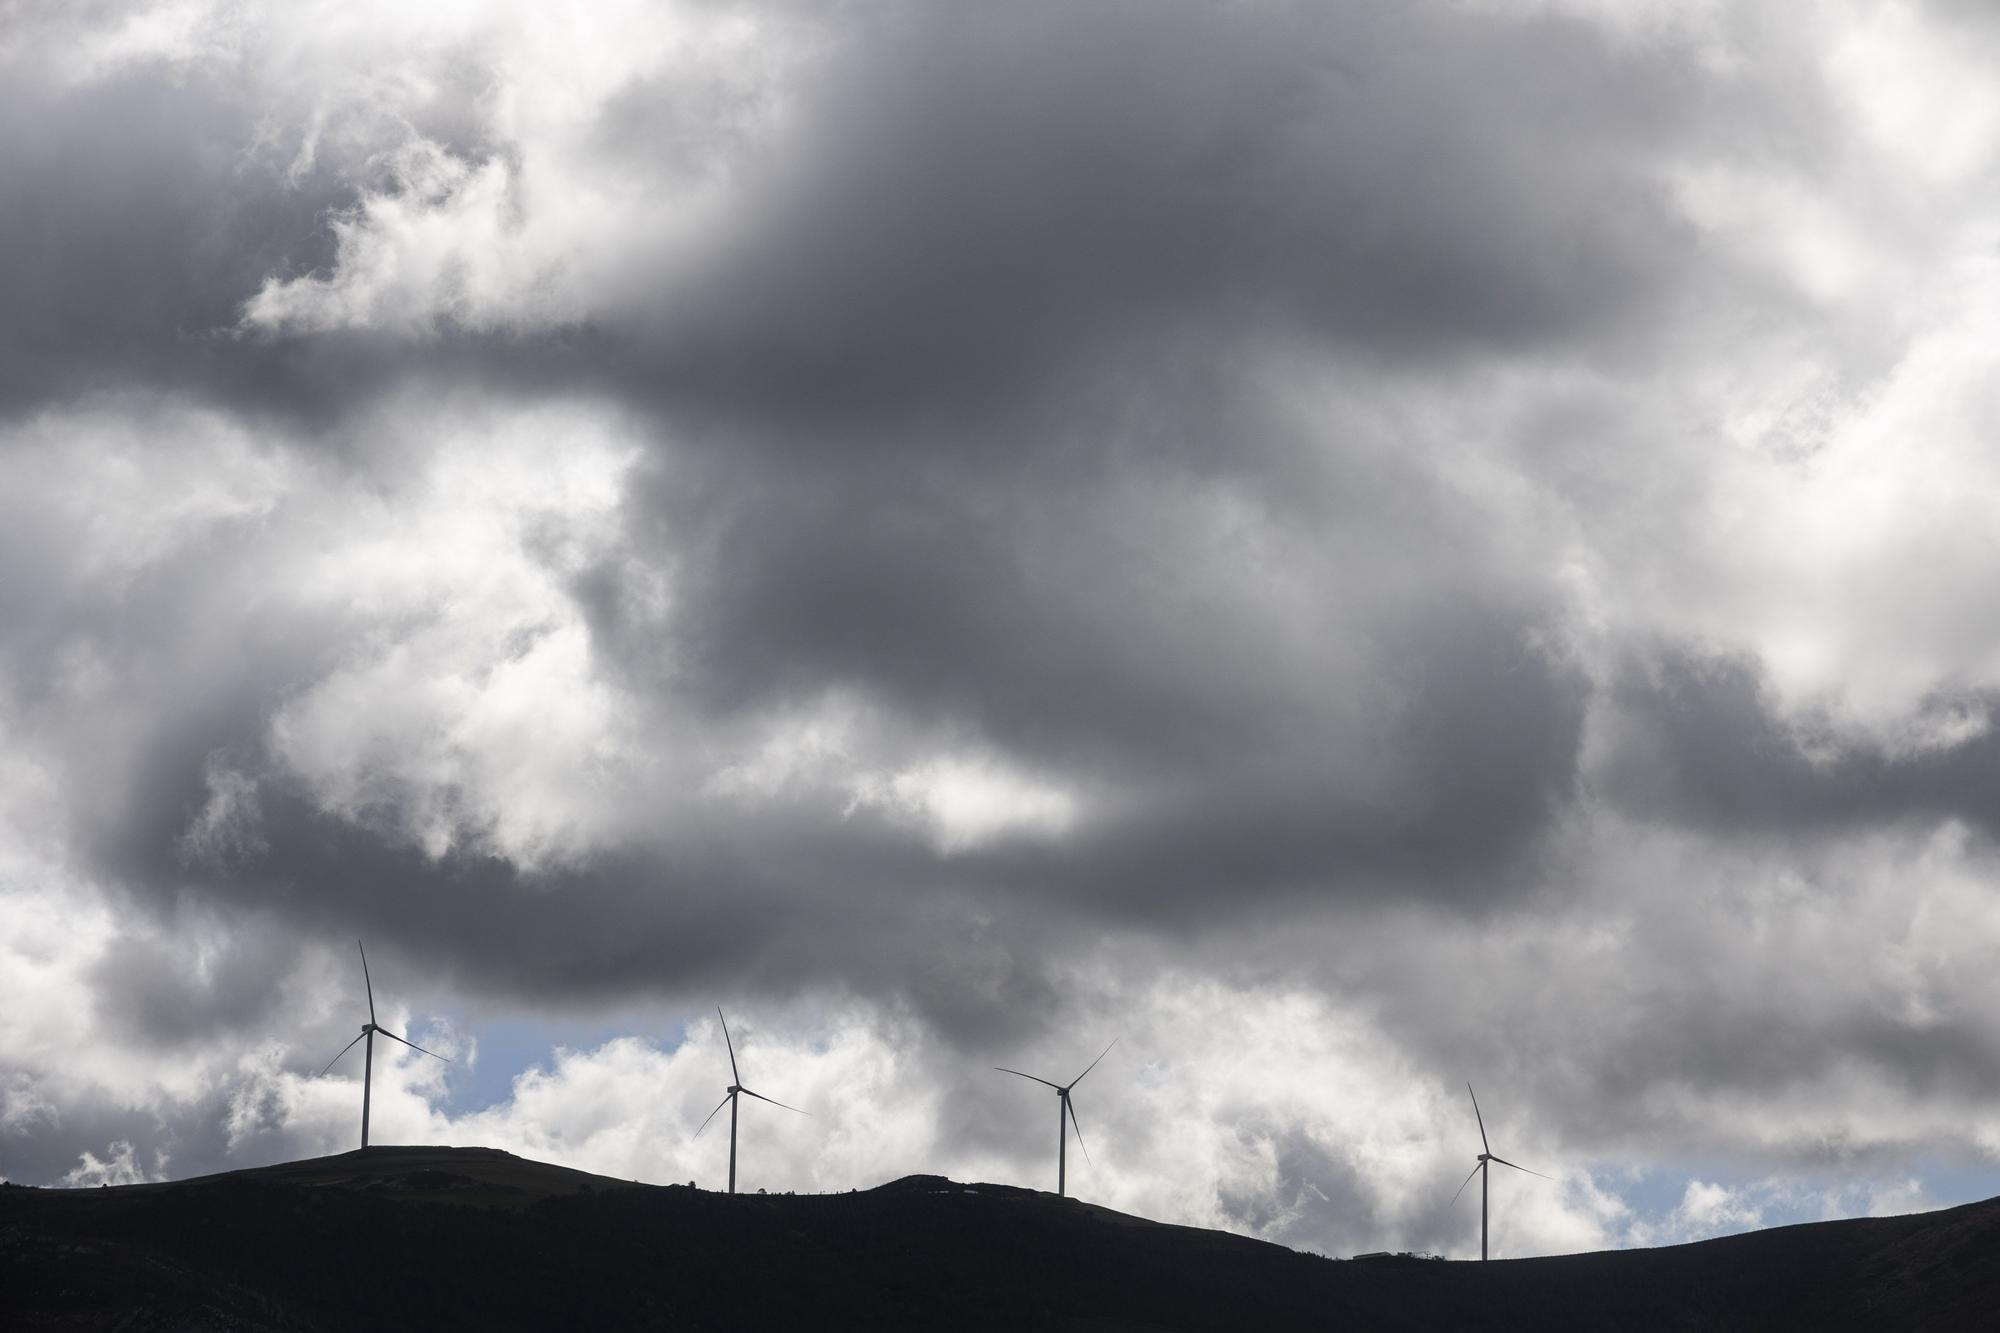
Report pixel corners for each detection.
[225,0,808,337]
[60,1140,160,1187]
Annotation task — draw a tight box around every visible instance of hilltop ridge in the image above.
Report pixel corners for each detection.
[4,1146,1998,1329]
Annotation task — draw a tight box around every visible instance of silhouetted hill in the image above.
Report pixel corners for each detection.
[4,1146,1998,1329]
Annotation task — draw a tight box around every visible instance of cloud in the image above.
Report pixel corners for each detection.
[60,1140,160,1187]
[5,0,2000,1262]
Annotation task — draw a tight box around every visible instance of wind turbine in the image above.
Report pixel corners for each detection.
[694,1008,808,1194]
[996,1039,1115,1199]
[1450,1083,1550,1260]
[317,941,450,1149]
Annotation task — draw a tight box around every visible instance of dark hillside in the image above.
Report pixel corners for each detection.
[4,1146,1997,1330]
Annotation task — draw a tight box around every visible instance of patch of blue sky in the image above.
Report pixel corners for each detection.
[1595,1155,2000,1248]
[412,1005,700,1115]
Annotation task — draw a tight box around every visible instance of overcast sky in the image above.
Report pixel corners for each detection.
[5,0,2000,1259]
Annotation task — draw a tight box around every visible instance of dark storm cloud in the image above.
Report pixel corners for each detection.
[613,1,1703,421]
[647,418,1577,771]
[0,42,614,429]
[0,71,347,416]
[0,0,1705,426]
[87,918,302,1048]
[558,0,1701,941]
[1599,648,2000,838]
[2,0,1699,1014]
[52,428,1586,1035]
[79,751,1075,1048]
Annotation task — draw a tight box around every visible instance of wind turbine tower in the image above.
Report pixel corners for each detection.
[1450,1083,1550,1260]
[996,1040,1115,1198]
[317,942,450,1149]
[695,1008,808,1194]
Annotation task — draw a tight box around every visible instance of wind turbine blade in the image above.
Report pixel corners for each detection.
[994,1067,1063,1090]
[377,1028,451,1062]
[318,1031,365,1077]
[1468,1083,1490,1155]
[1070,1038,1117,1088]
[693,1091,733,1139]
[717,1007,741,1086]
[1449,1161,1483,1207]
[738,1087,810,1116]
[358,941,376,1027]
[1065,1096,1091,1164]
[1487,1155,1552,1181]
